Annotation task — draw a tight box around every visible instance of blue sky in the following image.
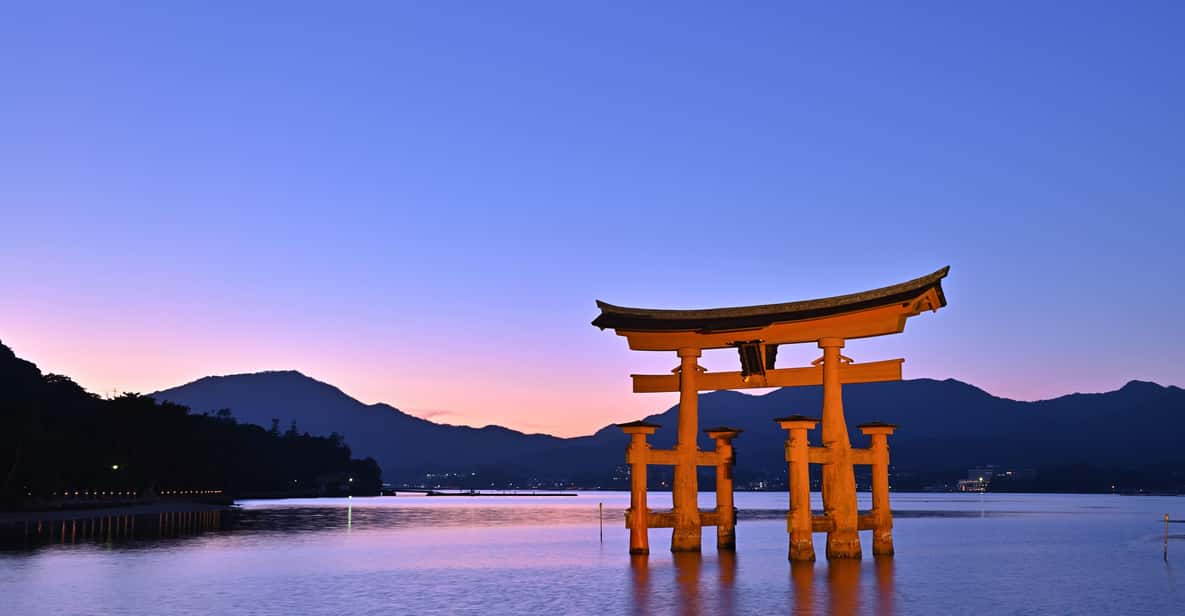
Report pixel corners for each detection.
[2,2,1183,435]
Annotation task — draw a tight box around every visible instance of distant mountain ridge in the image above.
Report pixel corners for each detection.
[151,371,573,481]
[151,371,1185,486]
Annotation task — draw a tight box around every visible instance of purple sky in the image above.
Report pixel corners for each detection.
[2,3,1183,436]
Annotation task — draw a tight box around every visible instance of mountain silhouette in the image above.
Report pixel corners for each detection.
[0,342,383,503]
[152,371,1185,487]
[589,378,1185,480]
[150,372,571,481]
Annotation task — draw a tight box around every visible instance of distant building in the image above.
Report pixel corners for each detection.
[957,478,987,492]
[956,465,995,492]
[968,465,998,482]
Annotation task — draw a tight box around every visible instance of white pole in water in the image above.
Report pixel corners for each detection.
[599,502,604,543]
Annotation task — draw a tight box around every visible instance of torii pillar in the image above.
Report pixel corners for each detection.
[671,347,702,551]
[860,421,897,556]
[706,427,741,551]
[819,337,860,559]
[621,421,659,555]
[776,415,817,561]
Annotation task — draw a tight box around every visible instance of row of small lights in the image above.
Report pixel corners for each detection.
[50,491,139,497]
[45,489,223,496]
[46,468,225,497]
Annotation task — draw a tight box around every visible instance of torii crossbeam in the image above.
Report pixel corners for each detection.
[594,267,949,559]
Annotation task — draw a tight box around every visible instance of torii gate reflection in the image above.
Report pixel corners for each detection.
[626,551,895,616]
[593,267,949,560]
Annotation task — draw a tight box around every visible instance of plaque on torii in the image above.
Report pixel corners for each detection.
[593,267,949,560]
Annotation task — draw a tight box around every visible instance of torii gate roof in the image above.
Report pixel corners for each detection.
[592,267,949,350]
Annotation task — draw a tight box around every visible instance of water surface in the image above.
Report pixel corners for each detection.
[2,492,1183,615]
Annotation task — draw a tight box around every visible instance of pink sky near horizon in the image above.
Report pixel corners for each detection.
[3,293,1177,438]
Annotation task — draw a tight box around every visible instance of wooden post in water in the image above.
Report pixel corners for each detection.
[777,415,819,562]
[705,427,742,551]
[1166,513,1170,562]
[599,502,604,543]
[620,421,660,555]
[818,338,860,560]
[859,422,897,557]
[671,347,704,552]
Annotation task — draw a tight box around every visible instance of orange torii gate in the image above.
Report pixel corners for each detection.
[593,267,949,560]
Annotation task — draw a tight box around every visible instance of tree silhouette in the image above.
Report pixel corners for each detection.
[0,341,382,508]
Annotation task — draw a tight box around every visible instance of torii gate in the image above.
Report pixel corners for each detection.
[593,267,949,560]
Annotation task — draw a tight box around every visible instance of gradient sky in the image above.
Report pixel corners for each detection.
[2,3,1183,437]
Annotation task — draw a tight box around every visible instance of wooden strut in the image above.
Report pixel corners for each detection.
[631,358,904,393]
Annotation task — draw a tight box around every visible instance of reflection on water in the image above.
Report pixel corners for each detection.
[629,550,894,616]
[0,493,1182,615]
[791,560,814,614]
[239,503,607,531]
[876,557,895,616]
[0,500,618,550]
[718,550,737,614]
[1,509,226,549]
[629,554,650,616]
[0,503,1050,552]
[672,552,701,616]
[826,559,861,615]
[628,551,734,616]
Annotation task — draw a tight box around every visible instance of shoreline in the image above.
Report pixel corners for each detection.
[5,488,1177,523]
[0,501,233,524]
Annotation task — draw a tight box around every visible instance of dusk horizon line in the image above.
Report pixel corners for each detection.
[140,365,1182,439]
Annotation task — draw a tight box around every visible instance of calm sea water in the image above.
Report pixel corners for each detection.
[2,492,1183,615]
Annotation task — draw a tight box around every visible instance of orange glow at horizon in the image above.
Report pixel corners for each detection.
[3,307,1167,439]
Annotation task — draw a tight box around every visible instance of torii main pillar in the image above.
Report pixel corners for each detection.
[818,337,860,558]
[671,347,702,551]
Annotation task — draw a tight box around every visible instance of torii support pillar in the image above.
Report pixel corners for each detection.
[777,415,818,561]
[705,427,741,551]
[819,337,861,559]
[671,347,703,552]
[859,422,897,557]
[620,421,660,555]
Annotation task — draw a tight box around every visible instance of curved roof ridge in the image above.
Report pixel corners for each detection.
[592,266,948,332]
